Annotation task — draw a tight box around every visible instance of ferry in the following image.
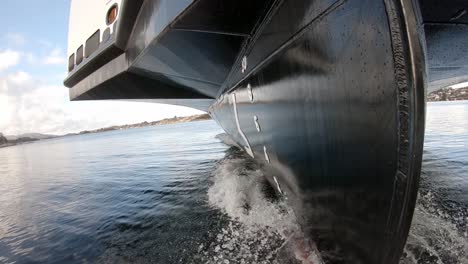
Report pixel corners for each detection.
[64,0,468,262]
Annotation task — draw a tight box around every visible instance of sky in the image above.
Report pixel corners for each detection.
[0,0,202,136]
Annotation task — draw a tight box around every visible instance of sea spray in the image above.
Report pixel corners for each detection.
[208,135,468,264]
[199,145,323,263]
[401,191,468,264]
[207,156,297,232]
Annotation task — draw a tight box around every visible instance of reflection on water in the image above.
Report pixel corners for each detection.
[401,101,468,264]
[421,101,468,211]
[0,121,228,263]
[0,102,467,263]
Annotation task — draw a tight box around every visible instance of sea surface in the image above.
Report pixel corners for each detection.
[0,101,467,264]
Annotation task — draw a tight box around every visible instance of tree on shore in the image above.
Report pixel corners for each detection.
[0,133,8,145]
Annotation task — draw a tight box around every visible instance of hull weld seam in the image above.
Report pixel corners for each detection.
[231,93,254,158]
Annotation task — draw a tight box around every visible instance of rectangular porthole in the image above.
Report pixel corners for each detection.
[76,45,83,65]
[85,29,100,58]
[68,53,75,72]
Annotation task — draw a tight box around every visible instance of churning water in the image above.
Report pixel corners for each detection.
[401,101,468,264]
[0,101,467,263]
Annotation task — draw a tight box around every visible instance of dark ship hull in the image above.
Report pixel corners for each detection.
[64,0,468,262]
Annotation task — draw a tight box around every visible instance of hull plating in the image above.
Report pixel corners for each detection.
[62,0,441,262]
[209,0,426,262]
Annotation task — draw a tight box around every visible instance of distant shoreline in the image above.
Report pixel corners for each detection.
[64,114,211,136]
[2,96,466,149]
[0,114,211,148]
[428,100,467,103]
[427,87,468,102]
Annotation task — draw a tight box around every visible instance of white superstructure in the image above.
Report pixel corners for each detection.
[67,0,121,60]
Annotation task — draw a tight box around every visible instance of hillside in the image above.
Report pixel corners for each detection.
[0,114,211,148]
[428,87,468,102]
[0,133,7,145]
[74,114,211,135]
[5,133,57,141]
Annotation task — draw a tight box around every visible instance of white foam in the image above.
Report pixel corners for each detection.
[207,157,298,234]
[197,154,306,263]
[203,149,468,264]
[401,192,468,264]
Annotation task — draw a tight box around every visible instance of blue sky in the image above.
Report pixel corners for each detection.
[0,1,201,135]
[0,1,69,77]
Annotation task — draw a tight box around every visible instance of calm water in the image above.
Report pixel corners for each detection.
[0,102,467,264]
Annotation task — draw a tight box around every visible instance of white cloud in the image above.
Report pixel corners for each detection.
[38,39,53,48]
[8,71,31,85]
[43,48,66,65]
[450,81,468,89]
[0,50,21,72]
[4,33,26,46]
[0,71,203,135]
[0,71,35,95]
[25,53,38,64]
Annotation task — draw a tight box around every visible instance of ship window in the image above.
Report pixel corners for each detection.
[68,53,75,72]
[106,4,118,25]
[85,30,100,58]
[76,45,83,65]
